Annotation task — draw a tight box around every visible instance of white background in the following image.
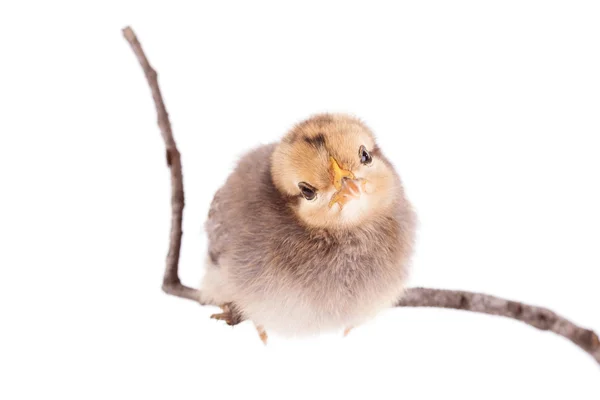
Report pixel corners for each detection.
[1,1,599,398]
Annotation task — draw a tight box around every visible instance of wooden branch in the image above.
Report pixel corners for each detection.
[122,26,201,302]
[397,288,600,365]
[122,26,599,367]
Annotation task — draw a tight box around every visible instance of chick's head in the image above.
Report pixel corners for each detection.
[271,113,400,229]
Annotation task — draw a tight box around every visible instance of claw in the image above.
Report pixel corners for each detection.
[210,303,242,326]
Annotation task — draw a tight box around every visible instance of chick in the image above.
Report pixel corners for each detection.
[201,113,416,343]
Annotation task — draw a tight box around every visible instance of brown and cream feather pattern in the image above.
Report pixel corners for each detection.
[202,139,416,336]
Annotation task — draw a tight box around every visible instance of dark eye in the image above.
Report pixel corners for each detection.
[359,145,372,165]
[298,182,317,200]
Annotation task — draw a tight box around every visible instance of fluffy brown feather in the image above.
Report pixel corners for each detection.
[201,113,416,337]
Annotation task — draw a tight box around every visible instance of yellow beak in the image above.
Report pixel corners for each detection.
[328,157,364,209]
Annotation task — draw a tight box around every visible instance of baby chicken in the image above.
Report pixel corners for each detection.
[201,113,416,343]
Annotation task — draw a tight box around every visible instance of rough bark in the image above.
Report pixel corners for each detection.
[123,26,200,302]
[397,287,600,365]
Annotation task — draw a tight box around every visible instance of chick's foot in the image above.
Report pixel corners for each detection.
[255,325,268,345]
[210,302,244,326]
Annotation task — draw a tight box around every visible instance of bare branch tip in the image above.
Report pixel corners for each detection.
[122,26,135,41]
[592,331,600,347]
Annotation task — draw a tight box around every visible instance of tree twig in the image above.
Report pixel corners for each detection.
[122,26,200,302]
[397,288,600,365]
[122,26,599,367]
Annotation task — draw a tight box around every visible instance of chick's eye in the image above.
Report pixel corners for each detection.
[298,182,317,200]
[359,145,372,165]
